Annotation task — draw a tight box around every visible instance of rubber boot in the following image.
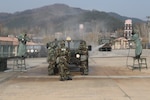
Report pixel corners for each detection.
[60,77,65,81]
[48,68,54,75]
[66,75,72,80]
[81,68,88,75]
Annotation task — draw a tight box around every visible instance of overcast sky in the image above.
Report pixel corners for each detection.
[0,0,149,20]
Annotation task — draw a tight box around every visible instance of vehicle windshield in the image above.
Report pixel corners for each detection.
[27,45,41,50]
[101,39,110,43]
[65,41,81,49]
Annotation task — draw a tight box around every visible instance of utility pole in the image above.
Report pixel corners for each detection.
[146,16,150,48]
[79,24,84,40]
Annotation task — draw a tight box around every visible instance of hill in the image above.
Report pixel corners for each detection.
[0,3,144,35]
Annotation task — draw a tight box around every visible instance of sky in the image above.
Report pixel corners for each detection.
[0,0,150,21]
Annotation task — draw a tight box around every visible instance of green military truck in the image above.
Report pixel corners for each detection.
[47,38,91,75]
[98,37,112,51]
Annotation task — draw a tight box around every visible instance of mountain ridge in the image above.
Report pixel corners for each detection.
[0,3,144,34]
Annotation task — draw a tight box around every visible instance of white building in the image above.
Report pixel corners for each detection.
[124,19,132,39]
[112,37,129,49]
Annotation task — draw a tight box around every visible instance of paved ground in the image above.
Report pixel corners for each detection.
[0,49,150,100]
[1,77,150,100]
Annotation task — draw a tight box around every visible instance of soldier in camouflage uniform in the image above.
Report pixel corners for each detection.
[57,40,72,81]
[78,41,88,75]
[47,42,57,75]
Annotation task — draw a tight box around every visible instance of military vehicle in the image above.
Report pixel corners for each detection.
[98,37,112,51]
[26,45,47,58]
[47,37,92,75]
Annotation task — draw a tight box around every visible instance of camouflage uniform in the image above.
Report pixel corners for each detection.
[57,41,72,81]
[78,41,88,75]
[47,43,57,75]
[17,33,30,57]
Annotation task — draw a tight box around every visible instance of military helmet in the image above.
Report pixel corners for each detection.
[80,41,85,45]
[47,42,55,49]
[60,40,65,46]
[52,42,58,48]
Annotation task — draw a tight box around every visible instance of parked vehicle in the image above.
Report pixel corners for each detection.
[98,37,112,51]
[26,44,47,58]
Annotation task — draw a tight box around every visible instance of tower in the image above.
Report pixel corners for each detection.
[124,19,132,39]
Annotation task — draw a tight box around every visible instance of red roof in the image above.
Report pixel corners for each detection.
[0,36,41,45]
[0,36,18,45]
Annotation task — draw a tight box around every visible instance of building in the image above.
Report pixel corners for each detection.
[0,36,45,57]
[0,36,18,57]
[124,19,132,39]
[112,37,129,49]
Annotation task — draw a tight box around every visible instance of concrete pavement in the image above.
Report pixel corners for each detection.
[0,50,150,100]
[1,49,150,83]
[0,58,47,83]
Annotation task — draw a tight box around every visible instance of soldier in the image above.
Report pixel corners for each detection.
[17,33,30,58]
[78,41,88,75]
[47,42,57,75]
[57,40,72,81]
[130,30,142,59]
